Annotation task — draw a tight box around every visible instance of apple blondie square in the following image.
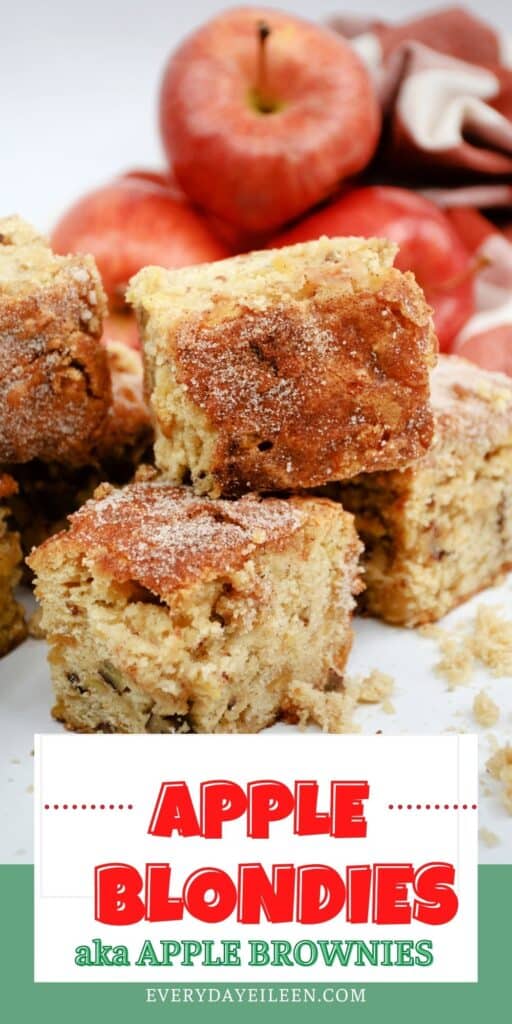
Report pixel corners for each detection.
[335,355,512,627]
[0,473,26,656]
[28,482,363,734]
[128,236,437,497]
[0,215,110,466]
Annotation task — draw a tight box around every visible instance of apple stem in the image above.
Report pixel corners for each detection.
[256,21,273,113]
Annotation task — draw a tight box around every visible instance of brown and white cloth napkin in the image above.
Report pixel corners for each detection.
[329,7,512,368]
[330,6,512,206]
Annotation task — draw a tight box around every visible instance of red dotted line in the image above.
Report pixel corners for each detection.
[43,804,134,811]
[388,803,477,811]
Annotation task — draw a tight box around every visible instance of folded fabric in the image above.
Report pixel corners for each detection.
[330,7,512,204]
[446,208,512,374]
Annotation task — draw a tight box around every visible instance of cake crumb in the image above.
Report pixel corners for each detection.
[382,699,396,715]
[283,679,360,734]
[479,827,500,848]
[424,604,512,685]
[472,605,512,676]
[433,631,474,687]
[486,745,512,814]
[473,690,500,728]
[357,669,395,704]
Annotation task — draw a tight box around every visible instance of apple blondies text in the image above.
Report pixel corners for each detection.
[94,779,459,927]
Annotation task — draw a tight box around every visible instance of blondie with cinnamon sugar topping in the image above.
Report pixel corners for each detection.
[0,215,110,466]
[128,236,436,497]
[0,473,26,655]
[28,483,362,734]
[336,355,512,626]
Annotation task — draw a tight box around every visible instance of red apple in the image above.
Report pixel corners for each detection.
[51,171,229,310]
[160,7,380,234]
[452,325,512,375]
[446,207,498,254]
[270,186,475,351]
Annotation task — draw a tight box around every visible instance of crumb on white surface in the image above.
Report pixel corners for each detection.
[473,605,512,676]
[424,603,512,685]
[356,669,395,704]
[486,744,512,814]
[433,630,474,687]
[479,827,500,848]
[473,690,500,727]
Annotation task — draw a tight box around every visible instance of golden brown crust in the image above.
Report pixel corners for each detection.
[176,278,435,494]
[129,237,437,497]
[0,215,111,465]
[28,482,317,599]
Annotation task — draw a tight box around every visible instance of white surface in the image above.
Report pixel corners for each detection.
[0,1,511,865]
[1,580,511,865]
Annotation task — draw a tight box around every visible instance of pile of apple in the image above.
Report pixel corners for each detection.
[52,6,510,369]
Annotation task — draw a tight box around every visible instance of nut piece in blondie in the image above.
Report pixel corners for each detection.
[336,355,512,626]
[128,236,437,497]
[0,215,110,465]
[0,473,26,655]
[28,483,363,733]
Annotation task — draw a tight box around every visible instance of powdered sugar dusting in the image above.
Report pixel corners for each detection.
[430,355,512,456]
[66,483,305,596]
[172,292,435,492]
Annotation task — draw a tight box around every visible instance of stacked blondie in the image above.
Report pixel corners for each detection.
[29,236,437,733]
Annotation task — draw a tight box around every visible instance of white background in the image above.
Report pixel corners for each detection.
[1,0,511,866]
[34,733,478,982]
